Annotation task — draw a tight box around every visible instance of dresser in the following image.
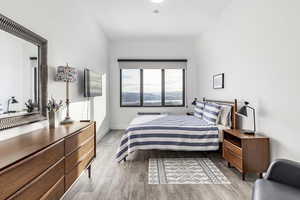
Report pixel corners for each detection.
[0,121,96,200]
[222,129,270,180]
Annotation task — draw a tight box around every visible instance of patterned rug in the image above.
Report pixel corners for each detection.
[148,158,231,184]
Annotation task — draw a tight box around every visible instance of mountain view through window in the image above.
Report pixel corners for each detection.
[121,68,185,107]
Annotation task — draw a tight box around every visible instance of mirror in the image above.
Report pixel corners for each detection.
[0,13,48,130]
[0,30,39,117]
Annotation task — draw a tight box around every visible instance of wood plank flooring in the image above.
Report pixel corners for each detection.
[62,130,255,200]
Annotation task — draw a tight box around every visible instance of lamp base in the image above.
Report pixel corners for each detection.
[60,117,74,125]
[240,129,255,135]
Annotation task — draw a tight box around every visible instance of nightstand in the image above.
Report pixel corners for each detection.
[222,129,270,180]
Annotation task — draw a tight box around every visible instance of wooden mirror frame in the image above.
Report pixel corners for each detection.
[0,13,48,130]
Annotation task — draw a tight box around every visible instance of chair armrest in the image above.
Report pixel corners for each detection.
[265,159,300,189]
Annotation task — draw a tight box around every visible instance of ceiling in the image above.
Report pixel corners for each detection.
[86,0,231,40]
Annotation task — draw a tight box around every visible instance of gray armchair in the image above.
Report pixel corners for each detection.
[252,159,300,200]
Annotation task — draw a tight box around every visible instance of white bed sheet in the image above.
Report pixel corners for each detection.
[217,124,230,142]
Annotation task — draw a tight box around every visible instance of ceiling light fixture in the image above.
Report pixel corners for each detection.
[150,0,164,4]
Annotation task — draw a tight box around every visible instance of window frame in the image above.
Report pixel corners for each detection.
[120,68,186,107]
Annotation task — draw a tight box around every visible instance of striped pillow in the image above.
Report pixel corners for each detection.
[194,101,205,118]
[203,103,221,124]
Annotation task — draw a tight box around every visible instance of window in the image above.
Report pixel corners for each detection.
[165,69,184,106]
[120,60,186,107]
[143,69,162,106]
[121,69,141,106]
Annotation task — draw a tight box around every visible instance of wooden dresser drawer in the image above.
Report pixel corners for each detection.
[0,141,64,200]
[223,148,243,172]
[223,139,242,158]
[65,136,94,174]
[65,149,95,190]
[65,124,94,155]
[8,159,64,200]
[40,177,65,200]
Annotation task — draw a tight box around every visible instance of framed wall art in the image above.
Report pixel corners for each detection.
[213,73,224,89]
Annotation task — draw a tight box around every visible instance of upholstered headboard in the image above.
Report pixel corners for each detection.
[203,97,238,129]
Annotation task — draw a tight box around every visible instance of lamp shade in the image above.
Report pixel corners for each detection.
[237,101,250,117]
[9,96,18,104]
[30,57,38,68]
[237,106,248,117]
[55,64,77,82]
[11,97,18,104]
[192,98,198,105]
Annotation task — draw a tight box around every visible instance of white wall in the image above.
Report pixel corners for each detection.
[109,38,198,129]
[0,0,110,142]
[195,0,300,161]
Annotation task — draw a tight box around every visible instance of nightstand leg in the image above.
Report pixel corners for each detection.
[242,173,245,181]
[227,162,231,168]
[88,165,91,179]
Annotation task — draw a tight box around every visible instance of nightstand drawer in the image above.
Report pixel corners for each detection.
[223,148,243,172]
[223,140,242,158]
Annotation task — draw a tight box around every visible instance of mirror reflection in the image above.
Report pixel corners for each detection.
[0,30,39,117]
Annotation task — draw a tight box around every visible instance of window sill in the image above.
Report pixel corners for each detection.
[120,105,185,108]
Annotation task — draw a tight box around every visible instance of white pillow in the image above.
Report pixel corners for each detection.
[218,105,232,126]
[227,111,232,127]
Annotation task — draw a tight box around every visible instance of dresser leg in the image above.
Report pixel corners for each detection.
[242,173,245,181]
[88,165,91,179]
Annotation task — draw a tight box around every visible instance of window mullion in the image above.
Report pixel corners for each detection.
[183,69,185,106]
[120,69,122,106]
[140,69,143,106]
[162,69,165,106]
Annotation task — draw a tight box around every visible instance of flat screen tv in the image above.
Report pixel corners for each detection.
[84,69,102,97]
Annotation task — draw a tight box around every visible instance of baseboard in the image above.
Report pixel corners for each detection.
[111,129,125,131]
[96,127,111,143]
[110,124,128,130]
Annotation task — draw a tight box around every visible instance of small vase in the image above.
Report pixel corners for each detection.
[49,111,59,128]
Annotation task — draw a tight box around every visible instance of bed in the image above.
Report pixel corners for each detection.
[116,98,237,163]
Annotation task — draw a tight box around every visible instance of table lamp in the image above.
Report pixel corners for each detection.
[192,98,198,106]
[5,96,19,114]
[236,101,256,134]
[55,64,77,124]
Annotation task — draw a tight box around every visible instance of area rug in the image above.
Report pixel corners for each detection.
[148,158,231,184]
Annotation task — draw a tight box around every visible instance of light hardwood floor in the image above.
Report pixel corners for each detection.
[62,130,255,200]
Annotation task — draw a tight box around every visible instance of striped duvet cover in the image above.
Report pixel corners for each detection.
[116,115,220,163]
